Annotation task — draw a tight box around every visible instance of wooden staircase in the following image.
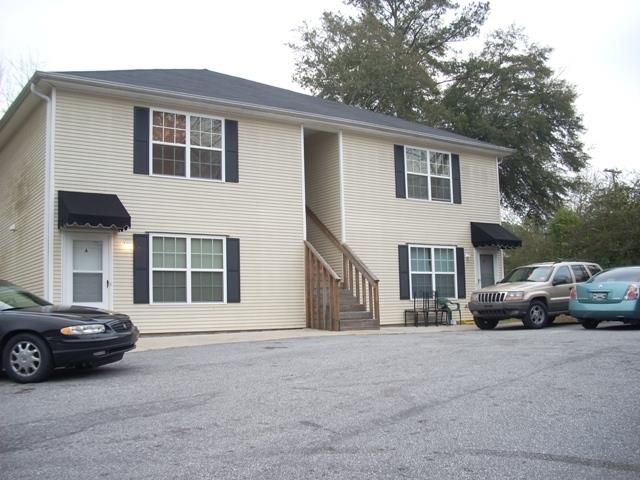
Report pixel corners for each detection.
[304,207,380,332]
[339,287,377,331]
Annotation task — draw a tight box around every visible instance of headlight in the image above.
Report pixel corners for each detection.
[470,293,479,302]
[60,324,106,335]
[505,291,525,302]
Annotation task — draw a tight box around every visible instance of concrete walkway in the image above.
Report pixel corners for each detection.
[135,324,478,352]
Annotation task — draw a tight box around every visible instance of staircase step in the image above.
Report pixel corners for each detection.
[340,310,373,320]
[340,303,366,312]
[340,319,379,331]
[340,294,361,302]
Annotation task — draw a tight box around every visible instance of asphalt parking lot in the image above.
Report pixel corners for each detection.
[1,322,639,479]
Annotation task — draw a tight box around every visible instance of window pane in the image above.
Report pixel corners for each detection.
[152,144,186,177]
[191,272,223,302]
[407,174,429,200]
[152,111,186,146]
[191,239,223,270]
[411,273,432,299]
[410,247,431,272]
[73,273,102,302]
[429,152,450,176]
[190,116,222,150]
[434,248,455,272]
[153,237,186,269]
[152,126,163,141]
[164,112,175,127]
[73,240,102,271]
[153,271,186,303]
[435,274,455,298]
[191,149,222,180]
[431,177,451,202]
[175,238,186,268]
[406,147,429,174]
[152,237,164,268]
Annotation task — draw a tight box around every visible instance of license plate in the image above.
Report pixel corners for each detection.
[592,292,608,301]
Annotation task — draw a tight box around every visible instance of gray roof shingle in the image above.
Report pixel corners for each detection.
[46,68,510,153]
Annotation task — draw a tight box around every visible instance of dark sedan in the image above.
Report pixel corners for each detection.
[0,280,139,383]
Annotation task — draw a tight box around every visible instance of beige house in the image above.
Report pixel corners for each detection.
[0,69,520,333]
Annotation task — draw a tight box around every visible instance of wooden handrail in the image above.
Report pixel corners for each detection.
[304,240,341,331]
[306,207,379,283]
[303,241,340,280]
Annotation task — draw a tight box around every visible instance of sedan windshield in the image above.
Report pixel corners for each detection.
[502,266,553,283]
[0,284,51,311]
[589,267,640,283]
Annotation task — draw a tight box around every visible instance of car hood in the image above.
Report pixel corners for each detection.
[5,305,127,323]
[474,281,541,293]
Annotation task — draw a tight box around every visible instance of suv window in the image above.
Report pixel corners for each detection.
[571,264,590,283]
[553,266,573,285]
[502,266,553,283]
[587,264,602,277]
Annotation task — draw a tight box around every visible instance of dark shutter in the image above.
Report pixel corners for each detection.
[133,107,150,174]
[451,153,461,204]
[456,247,466,299]
[394,144,406,198]
[133,234,149,303]
[225,120,239,183]
[398,245,410,299]
[226,238,240,302]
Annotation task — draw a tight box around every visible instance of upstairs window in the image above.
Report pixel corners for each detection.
[151,110,224,181]
[405,147,452,202]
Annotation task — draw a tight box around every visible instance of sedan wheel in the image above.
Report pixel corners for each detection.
[2,334,53,383]
[581,319,599,330]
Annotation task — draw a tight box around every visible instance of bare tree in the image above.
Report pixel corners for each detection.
[0,55,41,115]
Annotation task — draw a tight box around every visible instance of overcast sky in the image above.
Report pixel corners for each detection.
[1,0,638,172]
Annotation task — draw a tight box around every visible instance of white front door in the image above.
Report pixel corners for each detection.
[475,248,498,289]
[63,232,112,309]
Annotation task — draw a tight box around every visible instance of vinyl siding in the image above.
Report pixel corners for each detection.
[0,104,46,295]
[304,132,342,275]
[53,90,305,333]
[342,131,503,324]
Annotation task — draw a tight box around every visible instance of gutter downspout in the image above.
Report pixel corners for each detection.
[30,84,55,301]
[338,130,346,243]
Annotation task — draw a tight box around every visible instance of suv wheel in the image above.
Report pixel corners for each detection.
[2,334,53,383]
[523,300,549,329]
[474,317,499,330]
[581,319,599,330]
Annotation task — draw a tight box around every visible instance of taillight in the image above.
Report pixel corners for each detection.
[624,284,639,300]
[570,287,577,300]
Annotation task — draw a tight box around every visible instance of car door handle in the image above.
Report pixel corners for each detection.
[106,280,110,288]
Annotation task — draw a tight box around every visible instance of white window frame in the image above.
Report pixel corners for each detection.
[404,146,453,203]
[408,244,458,300]
[149,108,226,182]
[149,234,227,305]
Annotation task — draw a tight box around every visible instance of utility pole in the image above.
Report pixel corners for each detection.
[603,168,622,185]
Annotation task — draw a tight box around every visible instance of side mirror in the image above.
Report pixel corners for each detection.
[553,277,570,286]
